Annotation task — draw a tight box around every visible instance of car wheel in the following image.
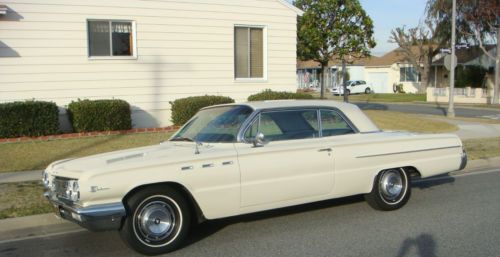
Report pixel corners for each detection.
[119,186,191,255]
[345,89,350,95]
[364,168,410,211]
[365,88,371,94]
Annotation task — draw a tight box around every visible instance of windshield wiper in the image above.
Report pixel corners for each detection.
[170,136,194,142]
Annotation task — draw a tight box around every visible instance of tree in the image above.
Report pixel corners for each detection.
[389,25,437,93]
[295,0,376,100]
[427,0,499,104]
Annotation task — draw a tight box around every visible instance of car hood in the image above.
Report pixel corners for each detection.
[47,141,209,180]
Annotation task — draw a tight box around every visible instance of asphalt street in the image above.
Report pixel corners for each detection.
[355,102,500,119]
[1,170,499,257]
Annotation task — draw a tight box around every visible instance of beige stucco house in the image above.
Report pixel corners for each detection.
[0,0,302,129]
[297,47,423,94]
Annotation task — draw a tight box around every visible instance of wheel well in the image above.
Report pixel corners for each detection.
[401,166,422,179]
[122,182,206,224]
[373,166,422,181]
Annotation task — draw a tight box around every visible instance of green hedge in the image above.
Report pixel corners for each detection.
[170,95,235,126]
[68,99,131,132]
[456,65,487,88]
[0,101,59,138]
[247,89,314,101]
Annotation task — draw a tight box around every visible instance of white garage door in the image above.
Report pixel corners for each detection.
[368,72,390,93]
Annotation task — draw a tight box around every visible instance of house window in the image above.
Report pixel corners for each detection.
[234,26,265,79]
[87,20,136,57]
[400,67,421,82]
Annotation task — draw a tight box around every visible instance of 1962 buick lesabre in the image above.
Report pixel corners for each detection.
[43,100,467,255]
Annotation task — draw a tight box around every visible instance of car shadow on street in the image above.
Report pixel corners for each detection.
[185,175,456,247]
[184,195,365,248]
[411,174,456,189]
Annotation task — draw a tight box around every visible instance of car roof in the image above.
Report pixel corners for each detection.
[237,99,355,110]
[208,100,380,133]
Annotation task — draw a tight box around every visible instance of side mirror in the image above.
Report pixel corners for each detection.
[252,132,268,147]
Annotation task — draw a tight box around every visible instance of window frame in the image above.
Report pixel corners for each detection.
[233,24,268,82]
[243,108,320,142]
[87,19,138,60]
[399,66,421,82]
[318,109,356,138]
[239,107,358,143]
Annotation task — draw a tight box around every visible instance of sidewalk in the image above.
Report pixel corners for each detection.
[424,116,500,139]
[0,170,42,183]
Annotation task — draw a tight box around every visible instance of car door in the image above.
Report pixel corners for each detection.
[234,109,335,207]
[351,81,361,94]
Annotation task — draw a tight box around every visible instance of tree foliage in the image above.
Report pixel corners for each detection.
[427,0,499,60]
[295,0,376,98]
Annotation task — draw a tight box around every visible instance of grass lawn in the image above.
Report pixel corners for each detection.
[0,181,52,219]
[463,137,500,160]
[364,110,458,133]
[309,92,427,102]
[0,132,174,173]
[0,111,456,173]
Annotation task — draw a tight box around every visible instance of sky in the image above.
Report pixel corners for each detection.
[287,0,429,57]
[359,0,428,56]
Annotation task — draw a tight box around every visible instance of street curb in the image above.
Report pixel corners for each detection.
[0,157,498,242]
[0,213,82,243]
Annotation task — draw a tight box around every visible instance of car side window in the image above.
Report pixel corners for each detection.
[320,109,354,137]
[244,110,319,142]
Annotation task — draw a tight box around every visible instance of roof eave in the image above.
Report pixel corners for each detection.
[276,0,304,16]
[0,5,7,15]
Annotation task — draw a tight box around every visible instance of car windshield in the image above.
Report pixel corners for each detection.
[171,105,253,143]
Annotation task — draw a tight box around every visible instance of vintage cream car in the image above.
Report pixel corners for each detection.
[43,100,467,255]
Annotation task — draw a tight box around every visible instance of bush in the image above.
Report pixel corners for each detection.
[68,99,131,132]
[0,101,59,138]
[170,95,235,126]
[393,83,406,94]
[456,65,487,88]
[247,89,314,101]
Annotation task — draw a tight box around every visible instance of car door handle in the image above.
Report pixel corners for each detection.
[318,148,332,152]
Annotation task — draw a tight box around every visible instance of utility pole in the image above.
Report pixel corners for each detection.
[494,19,500,105]
[342,59,348,102]
[447,0,457,117]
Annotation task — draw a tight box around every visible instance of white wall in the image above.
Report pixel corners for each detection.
[0,0,298,128]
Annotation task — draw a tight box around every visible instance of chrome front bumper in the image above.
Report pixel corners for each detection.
[44,191,126,231]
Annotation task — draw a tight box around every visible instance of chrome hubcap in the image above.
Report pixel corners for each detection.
[136,201,176,242]
[380,170,403,201]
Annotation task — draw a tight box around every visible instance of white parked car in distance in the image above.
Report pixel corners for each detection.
[332,80,372,95]
[43,100,467,255]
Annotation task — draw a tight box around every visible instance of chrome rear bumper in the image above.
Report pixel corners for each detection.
[459,148,467,170]
[45,191,126,231]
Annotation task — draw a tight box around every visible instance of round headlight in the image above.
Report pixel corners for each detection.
[66,180,80,202]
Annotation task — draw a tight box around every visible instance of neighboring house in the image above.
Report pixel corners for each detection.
[427,45,497,104]
[431,45,496,88]
[297,47,424,94]
[0,0,302,129]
